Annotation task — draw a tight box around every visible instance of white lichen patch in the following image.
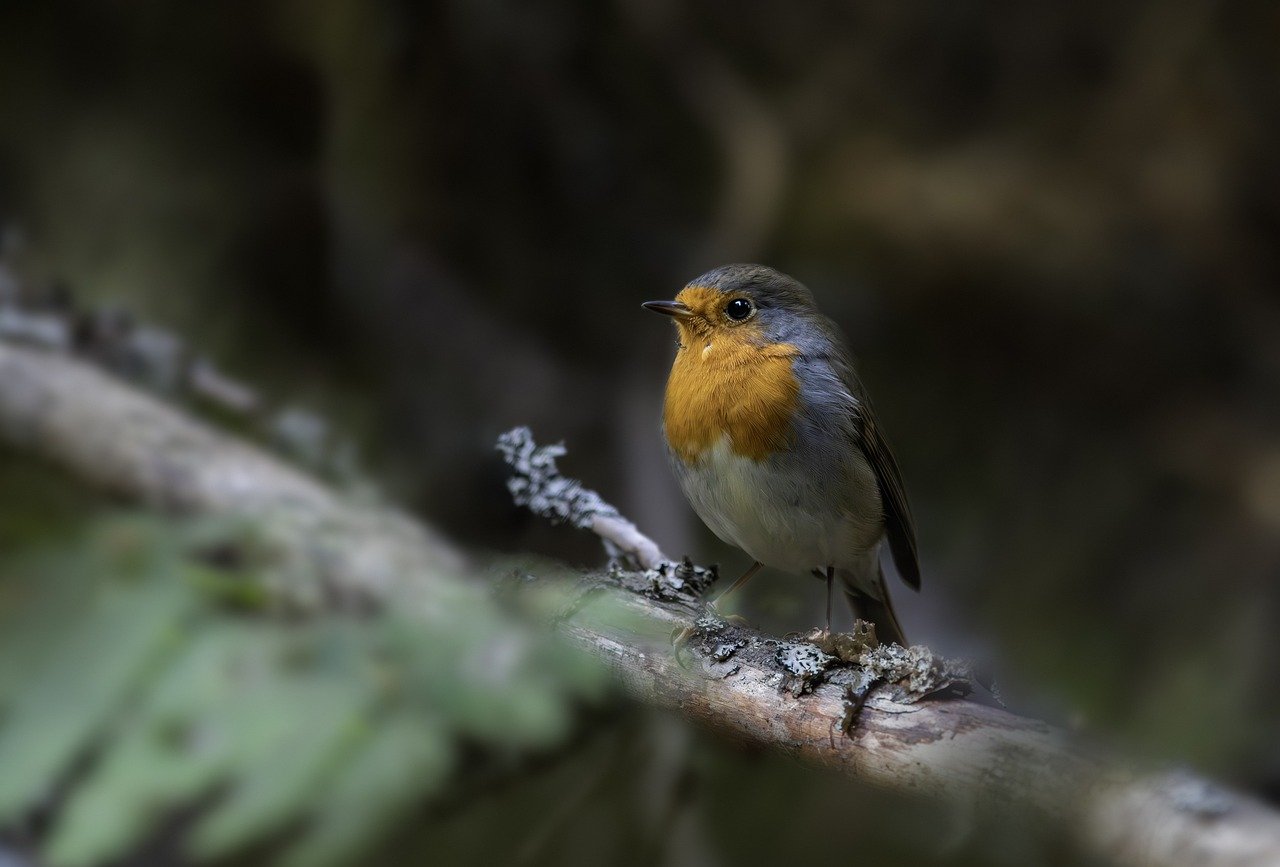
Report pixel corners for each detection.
[711,639,747,662]
[643,558,718,600]
[855,643,974,703]
[775,641,837,695]
[695,613,727,633]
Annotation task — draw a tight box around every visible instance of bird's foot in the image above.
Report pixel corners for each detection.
[707,602,751,629]
[791,626,833,646]
[798,624,877,663]
[670,603,751,663]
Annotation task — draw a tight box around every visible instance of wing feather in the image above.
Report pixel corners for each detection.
[798,327,922,591]
[857,403,921,590]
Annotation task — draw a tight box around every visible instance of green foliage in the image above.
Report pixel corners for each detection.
[0,513,606,866]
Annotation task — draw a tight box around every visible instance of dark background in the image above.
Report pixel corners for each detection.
[1,1,1278,864]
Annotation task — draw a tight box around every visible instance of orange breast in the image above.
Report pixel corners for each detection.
[663,335,800,463]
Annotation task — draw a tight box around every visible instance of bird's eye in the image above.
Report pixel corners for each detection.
[725,298,754,321]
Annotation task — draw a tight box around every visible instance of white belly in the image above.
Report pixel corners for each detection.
[672,436,881,575]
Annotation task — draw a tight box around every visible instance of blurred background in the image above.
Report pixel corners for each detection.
[1,1,1279,864]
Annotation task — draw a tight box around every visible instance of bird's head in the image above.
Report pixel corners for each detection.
[642,264,820,347]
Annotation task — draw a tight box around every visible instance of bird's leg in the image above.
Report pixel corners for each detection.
[712,561,762,608]
[799,567,837,651]
[809,566,835,625]
[825,566,835,632]
[708,561,761,626]
[672,561,760,656]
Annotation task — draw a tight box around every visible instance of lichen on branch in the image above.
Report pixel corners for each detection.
[497,426,666,568]
[496,426,618,529]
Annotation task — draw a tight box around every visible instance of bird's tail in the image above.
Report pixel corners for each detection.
[839,564,909,648]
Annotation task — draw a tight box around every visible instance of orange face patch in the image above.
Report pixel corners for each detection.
[661,286,800,463]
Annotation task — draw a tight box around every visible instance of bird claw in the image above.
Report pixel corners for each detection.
[806,626,834,649]
[671,623,696,648]
[712,612,751,629]
[704,597,751,630]
[671,604,751,667]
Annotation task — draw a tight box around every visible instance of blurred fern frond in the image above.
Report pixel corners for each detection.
[0,513,606,867]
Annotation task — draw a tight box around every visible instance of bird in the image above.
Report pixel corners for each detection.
[643,264,919,647]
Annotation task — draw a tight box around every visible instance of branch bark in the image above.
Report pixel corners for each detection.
[1,341,1277,867]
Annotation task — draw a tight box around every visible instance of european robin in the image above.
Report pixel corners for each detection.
[644,264,919,646]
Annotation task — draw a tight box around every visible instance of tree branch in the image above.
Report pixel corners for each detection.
[1,341,1277,866]
[0,342,462,608]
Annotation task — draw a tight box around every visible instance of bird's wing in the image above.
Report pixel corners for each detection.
[856,399,921,590]
[819,342,921,591]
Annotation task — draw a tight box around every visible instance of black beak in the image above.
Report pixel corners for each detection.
[642,300,692,318]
